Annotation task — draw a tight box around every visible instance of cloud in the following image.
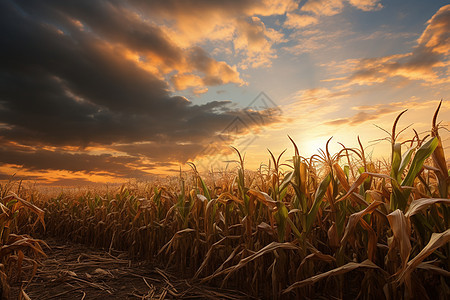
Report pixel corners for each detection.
[130,0,296,66]
[301,0,345,16]
[0,146,150,177]
[324,108,395,126]
[301,0,382,16]
[345,5,450,86]
[171,74,206,94]
[323,99,441,127]
[282,87,351,125]
[283,27,353,55]
[291,88,351,106]
[284,13,319,28]
[418,5,450,55]
[0,0,282,180]
[234,17,282,68]
[187,47,244,86]
[347,0,383,12]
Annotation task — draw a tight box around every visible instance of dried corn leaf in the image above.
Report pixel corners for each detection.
[397,229,450,284]
[336,172,392,203]
[341,201,383,245]
[387,209,411,269]
[204,242,298,281]
[299,251,335,270]
[283,260,382,294]
[405,198,450,218]
[19,288,31,300]
[416,260,450,277]
[247,189,277,209]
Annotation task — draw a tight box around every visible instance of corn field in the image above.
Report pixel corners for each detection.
[1,103,449,299]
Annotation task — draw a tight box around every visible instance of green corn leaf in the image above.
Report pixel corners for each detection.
[391,143,402,181]
[274,202,289,242]
[402,137,438,187]
[280,171,294,193]
[286,216,302,240]
[390,179,409,211]
[398,147,414,176]
[199,176,211,201]
[344,165,350,181]
[306,173,331,233]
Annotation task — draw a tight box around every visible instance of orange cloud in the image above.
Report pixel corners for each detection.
[284,13,318,28]
[301,0,345,16]
[131,0,296,68]
[418,5,450,55]
[171,74,206,93]
[323,99,442,127]
[347,0,383,11]
[291,87,350,105]
[234,17,283,68]
[324,108,395,126]
[345,5,450,86]
[301,0,382,16]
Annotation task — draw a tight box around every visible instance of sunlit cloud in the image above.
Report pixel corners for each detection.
[341,5,450,86]
[347,0,383,12]
[131,0,296,68]
[323,99,442,127]
[0,0,284,183]
[283,27,351,55]
[301,0,345,16]
[235,17,282,68]
[324,107,396,126]
[1,0,449,184]
[284,13,318,29]
[289,88,351,106]
[301,0,382,16]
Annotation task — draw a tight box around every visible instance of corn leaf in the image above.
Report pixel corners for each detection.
[401,137,438,187]
[387,209,411,269]
[397,229,450,288]
[405,198,450,218]
[283,260,382,294]
[306,173,331,233]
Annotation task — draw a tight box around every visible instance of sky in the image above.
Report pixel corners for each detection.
[1,0,449,185]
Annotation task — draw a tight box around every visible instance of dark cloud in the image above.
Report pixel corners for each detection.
[0,0,281,180]
[0,146,150,177]
[0,173,42,182]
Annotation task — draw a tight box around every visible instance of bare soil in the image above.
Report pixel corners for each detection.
[10,238,253,299]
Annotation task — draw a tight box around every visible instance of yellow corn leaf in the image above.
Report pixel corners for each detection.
[216,192,243,205]
[247,189,277,209]
[336,172,392,204]
[333,163,350,190]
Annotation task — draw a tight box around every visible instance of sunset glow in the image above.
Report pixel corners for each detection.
[1,0,449,185]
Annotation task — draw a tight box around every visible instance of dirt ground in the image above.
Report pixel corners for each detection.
[10,238,253,299]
